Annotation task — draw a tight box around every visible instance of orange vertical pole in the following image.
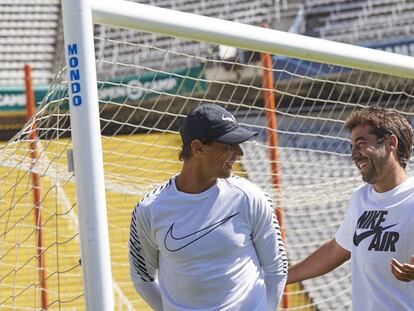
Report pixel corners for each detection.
[24,64,48,310]
[260,24,289,309]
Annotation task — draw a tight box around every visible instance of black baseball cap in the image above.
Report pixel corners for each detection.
[180,104,257,144]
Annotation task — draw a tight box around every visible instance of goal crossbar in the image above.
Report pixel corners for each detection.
[91,0,414,79]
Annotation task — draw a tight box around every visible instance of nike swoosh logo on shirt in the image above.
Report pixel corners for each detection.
[353,223,397,246]
[164,212,240,252]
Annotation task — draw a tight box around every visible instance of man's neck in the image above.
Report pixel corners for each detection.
[373,164,407,193]
[175,162,217,194]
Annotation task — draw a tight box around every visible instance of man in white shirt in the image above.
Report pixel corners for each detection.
[287,107,414,310]
[129,104,287,310]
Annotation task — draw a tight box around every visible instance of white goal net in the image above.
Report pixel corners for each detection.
[1,1,414,310]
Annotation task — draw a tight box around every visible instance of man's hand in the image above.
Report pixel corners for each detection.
[390,255,414,282]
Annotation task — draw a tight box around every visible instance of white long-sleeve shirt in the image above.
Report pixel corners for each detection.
[129,175,287,310]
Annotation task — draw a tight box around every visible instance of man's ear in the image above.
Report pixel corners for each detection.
[388,135,398,151]
[191,139,205,156]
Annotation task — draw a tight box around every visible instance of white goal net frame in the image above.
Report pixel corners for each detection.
[1,0,414,310]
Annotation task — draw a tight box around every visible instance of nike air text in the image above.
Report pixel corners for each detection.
[353,210,399,252]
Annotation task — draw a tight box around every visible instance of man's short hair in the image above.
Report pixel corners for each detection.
[344,106,413,168]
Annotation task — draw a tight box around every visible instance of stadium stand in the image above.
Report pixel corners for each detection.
[0,0,61,87]
[302,0,414,44]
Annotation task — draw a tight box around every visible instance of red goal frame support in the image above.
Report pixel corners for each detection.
[24,64,48,310]
[260,24,289,309]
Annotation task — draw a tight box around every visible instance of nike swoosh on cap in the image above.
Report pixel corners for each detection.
[221,113,237,124]
[353,223,397,246]
[164,212,239,252]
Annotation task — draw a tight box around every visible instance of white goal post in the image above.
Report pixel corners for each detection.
[3,0,413,310]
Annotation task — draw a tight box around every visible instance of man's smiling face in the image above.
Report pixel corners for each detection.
[350,124,389,184]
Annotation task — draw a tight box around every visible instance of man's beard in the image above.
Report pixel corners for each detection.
[360,151,388,184]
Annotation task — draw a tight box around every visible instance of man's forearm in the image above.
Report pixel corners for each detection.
[287,239,350,284]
